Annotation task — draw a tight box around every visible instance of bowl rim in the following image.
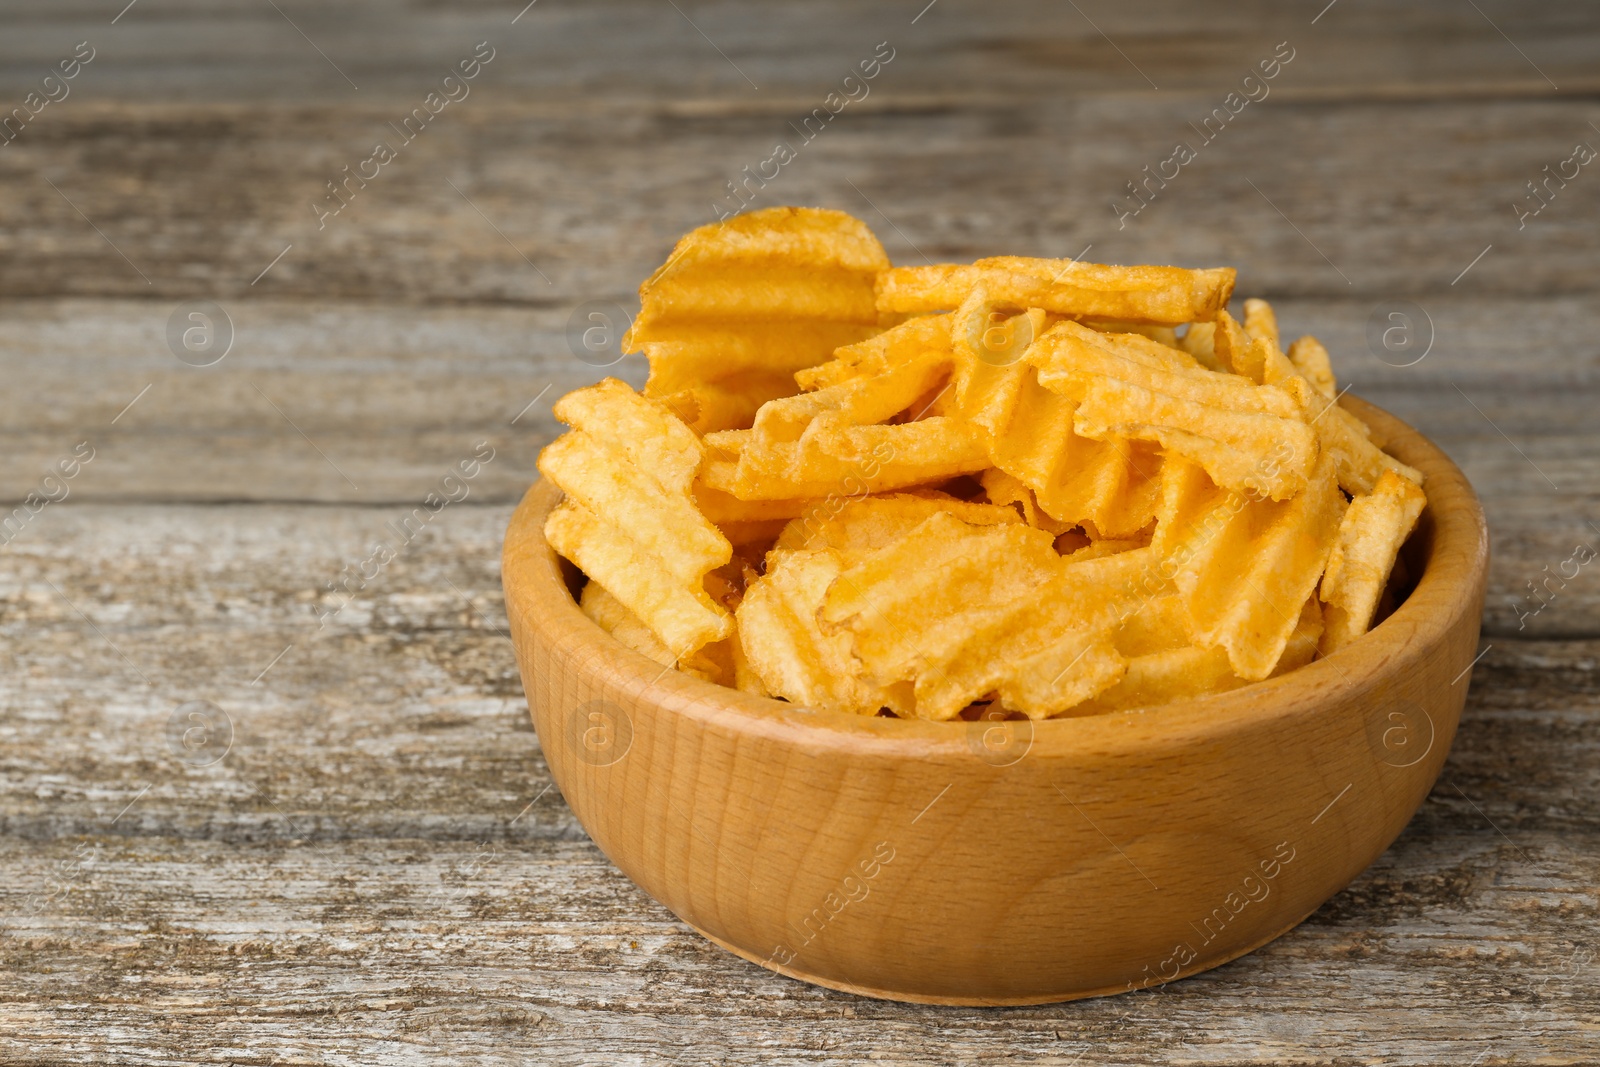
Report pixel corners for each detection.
[503,394,1489,759]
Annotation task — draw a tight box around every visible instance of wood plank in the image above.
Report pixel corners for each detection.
[1,824,1594,1065]
[1,91,1596,302]
[3,0,1596,104]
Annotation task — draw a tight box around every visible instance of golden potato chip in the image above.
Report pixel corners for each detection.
[537,211,1431,716]
[794,312,953,392]
[1065,536,1150,562]
[702,417,988,501]
[818,517,1163,719]
[1163,449,1347,680]
[1274,596,1325,675]
[1319,469,1427,653]
[1179,320,1225,372]
[969,548,1175,718]
[819,513,1065,710]
[626,207,890,431]
[1286,335,1337,399]
[580,582,679,670]
[878,257,1236,324]
[1084,319,1181,347]
[548,499,730,655]
[582,583,737,683]
[540,379,732,654]
[730,628,772,697]
[952,298,1167,537]
[749,349,950,452]
[654,370,799,436]
[1109,592,1193,657]
[1212,308,1270,384]
[693,484,811,524]
[1031,320,1316,501]
[1268,373,1421,495]
[737,548,910,715]
[642,323,877,397]
[1242,298,1280,349]
[1221,319,1415,498]
[773,491,1020,559]
[628,206,888,340]
[1075,644,1242,713]
[980,468,1075,536]
[1078,589,1322,712]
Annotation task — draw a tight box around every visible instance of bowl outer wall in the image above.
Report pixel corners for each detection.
[501,395,1489,1005]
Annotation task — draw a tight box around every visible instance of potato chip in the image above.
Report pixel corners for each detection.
[1084,319,1181,348]
[1286,335,1337,399]
[1030,320,1316,501]
[540,210,1431,720]
[642,323,878,398]
[731,628,773,697]
[1242,297,1280,349]
[1319,470,1427,653]
[540,380,732,654]
[952,297,1167,537]
[795,312,953,392]
[737,548,910,715]
[1179,320,1225,372]
[654,370,802,436]
[1163,449,1347,680]
[878,258,1236,324]
[818,518,1166,719]
[973,548,1176,718]
[628,206,888,340]
[1267,370,1422,496]
[1076,589,1322,712]
[1274,596,1325,674]
[1221,317,1420,499]
[818,513,1066,714]
[773,491,1019,559]
[702,417,988,501]
[693,484,811,524]
[1076,644,1242,713]
[749,349,950,451]
[580,582,679,670]
[979,468,1075,536]
[626,207,891,433]
[580,583,733,683]
[1212,308,1270,384]
[548,499,730,655]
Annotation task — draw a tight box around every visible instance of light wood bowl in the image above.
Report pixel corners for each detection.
[502,396,1488,1005]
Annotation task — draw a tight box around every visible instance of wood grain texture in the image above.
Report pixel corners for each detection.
[2,0,1598,1059]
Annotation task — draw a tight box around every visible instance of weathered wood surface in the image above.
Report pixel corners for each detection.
[2,1,1598,1063]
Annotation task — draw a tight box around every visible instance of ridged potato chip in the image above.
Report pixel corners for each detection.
[1287,335,1337,398]
[1163,449,1347,680]
[1319,470,1427,653]
[737,548,911,715]
[627,207,890,432]
[953,295,1165,537]
[540,379,732,655]
[774,491,1019,559]
[1030,320,1315,501]
[537,208,1429,720]
[581,583,731,683]
[879,258,1236,324]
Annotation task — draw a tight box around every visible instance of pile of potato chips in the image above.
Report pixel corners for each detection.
[537,207,1427,720]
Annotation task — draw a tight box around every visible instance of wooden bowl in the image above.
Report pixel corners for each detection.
[502,396,1488,1005]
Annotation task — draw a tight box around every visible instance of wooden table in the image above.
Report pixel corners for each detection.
[3,2,1596,1062]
